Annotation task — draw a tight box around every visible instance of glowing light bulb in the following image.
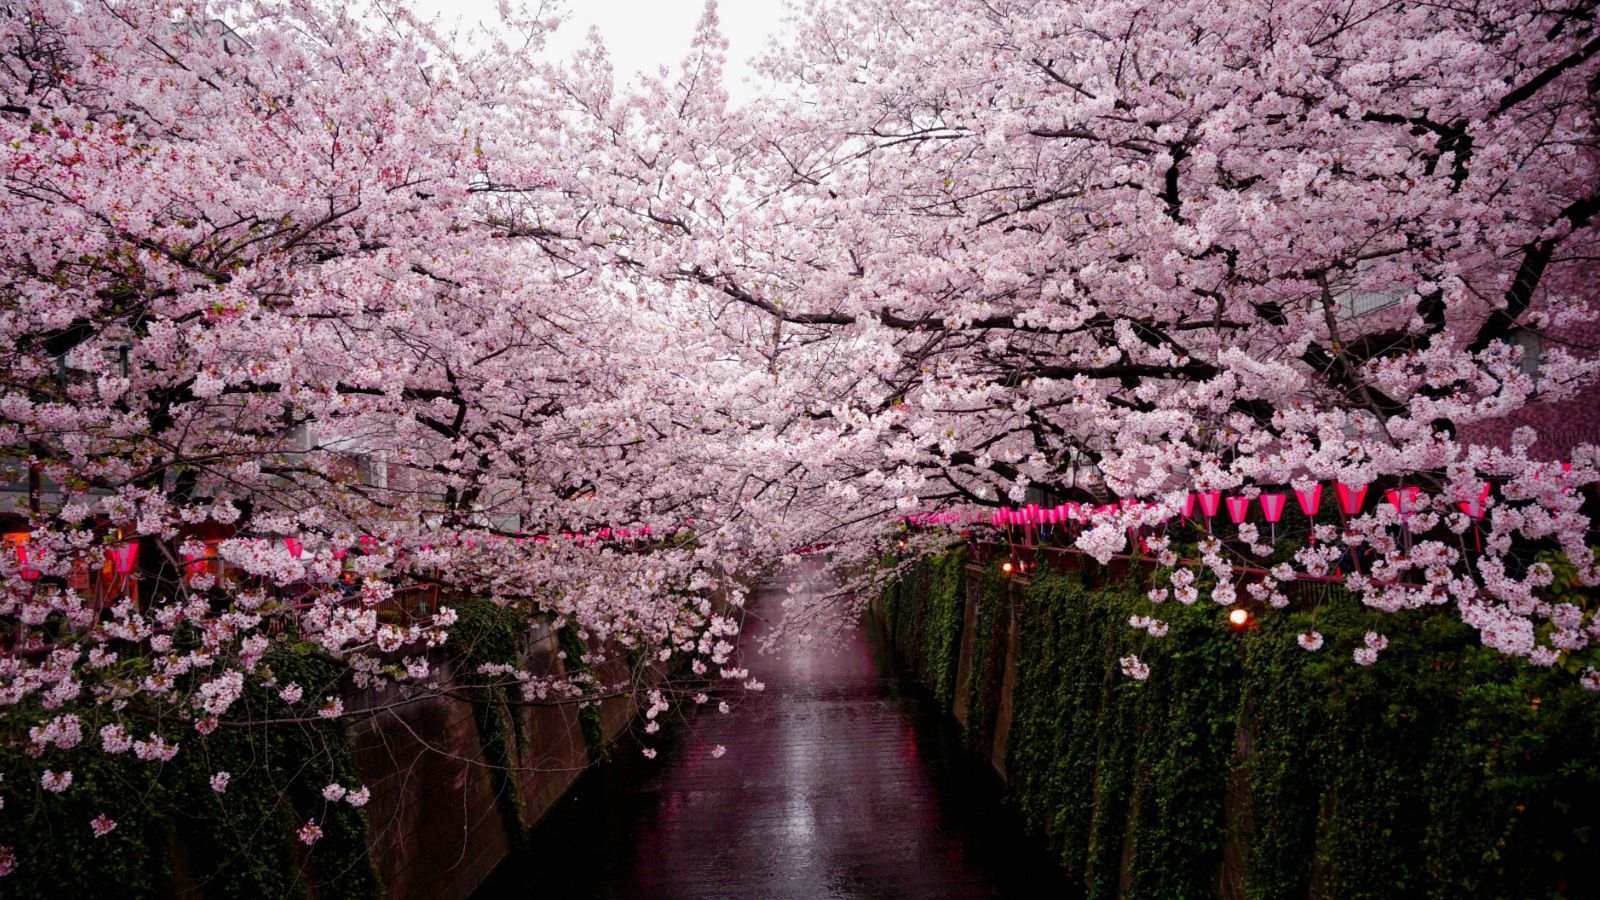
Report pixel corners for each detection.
[1228,608,1250,628]
[1001,561,1014,574]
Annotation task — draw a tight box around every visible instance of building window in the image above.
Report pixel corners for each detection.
[1510,327,1545,378]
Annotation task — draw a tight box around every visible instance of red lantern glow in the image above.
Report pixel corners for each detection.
[107,540,139,575]
[15,542,39,581]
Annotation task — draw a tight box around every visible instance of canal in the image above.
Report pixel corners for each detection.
[475,568,1075,898]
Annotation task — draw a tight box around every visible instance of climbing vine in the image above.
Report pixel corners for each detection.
[449,597,533,846]
[962,565,1009,755]
[0,643,379,898]
[918,547,967,710]
[558,623,606,760]
[888,550,1600,899]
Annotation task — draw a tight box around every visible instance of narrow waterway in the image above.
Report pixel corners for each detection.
[476,568,1075,899]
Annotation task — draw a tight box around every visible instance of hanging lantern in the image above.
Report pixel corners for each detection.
[106,540,139,575]
[15,542,40,581]
[1182,493,1197,521]
[1295,484,1323,517]
[332,548,348,561]
[1259,494,1287,543]
[1259,494,1287,522]
[1335,483,1368,516]
[184,552,205,577]
[1225,496,1252,525]
[1197,490,1222,518]
[1457,496,1486,551]
[1384,486,1421,517]
[284,536,304,559]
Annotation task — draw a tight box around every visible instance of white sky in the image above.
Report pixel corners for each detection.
[408,0,792,101]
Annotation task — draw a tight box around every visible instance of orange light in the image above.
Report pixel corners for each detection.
[1228,608,1250,628]
[1001,561,1014,574]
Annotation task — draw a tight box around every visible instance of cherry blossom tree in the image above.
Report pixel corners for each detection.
[3,0,1600,880]
[0,0,774,874]
[575,0,1600,667]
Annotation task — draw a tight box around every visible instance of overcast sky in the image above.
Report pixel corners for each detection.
[408,0,792,102]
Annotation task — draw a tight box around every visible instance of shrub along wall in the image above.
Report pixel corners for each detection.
[879,550,1600,900]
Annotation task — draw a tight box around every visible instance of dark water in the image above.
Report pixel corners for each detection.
[475,570,1076,899]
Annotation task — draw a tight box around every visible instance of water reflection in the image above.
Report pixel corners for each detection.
[475,568,1077,899]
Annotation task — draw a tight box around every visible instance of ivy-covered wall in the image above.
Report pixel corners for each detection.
[882,551,1600,900]
[0,646,380,899]
[0,596,615,900]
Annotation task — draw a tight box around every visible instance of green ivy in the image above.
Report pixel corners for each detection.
[557,622,606,760]
[449,597,531,846]
[918,547,967,710]
[0,646,379,898]
[886,550,1600,900]
[962,564,1009,755]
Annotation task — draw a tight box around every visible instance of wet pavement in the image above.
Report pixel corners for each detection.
[476,568,1076,899]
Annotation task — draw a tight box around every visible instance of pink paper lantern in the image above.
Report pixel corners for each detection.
[1183,493,1197,518]
[1197,490,1222,517]
[1385,486,1421,516]
[284,536,303,559]
[1259,494,1287,523]
[1336,483,1368,516]
[1225,496,1252,524]
[107,540,139,575]
[1295,484,1323,517]
[16,543,39,581]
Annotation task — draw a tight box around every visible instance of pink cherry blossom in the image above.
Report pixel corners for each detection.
[1120,656,1151,681]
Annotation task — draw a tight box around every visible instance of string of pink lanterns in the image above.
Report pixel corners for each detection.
[897,467,1580,560]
